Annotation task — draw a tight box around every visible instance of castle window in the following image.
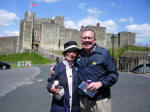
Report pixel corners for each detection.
[34,31,38,36]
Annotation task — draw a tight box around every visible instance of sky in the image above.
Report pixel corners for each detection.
[0,0,150,45]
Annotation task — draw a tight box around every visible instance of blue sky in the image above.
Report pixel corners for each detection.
[0,0,150,45]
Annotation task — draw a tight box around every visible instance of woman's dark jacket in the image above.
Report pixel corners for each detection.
[47,62,80,112]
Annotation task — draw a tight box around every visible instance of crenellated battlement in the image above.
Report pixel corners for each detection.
[0,11,136,54]
[34,18,54,24]
[24,11,64,26]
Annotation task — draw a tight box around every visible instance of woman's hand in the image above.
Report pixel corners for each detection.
[50,65,55,76]
[50,84,60,94]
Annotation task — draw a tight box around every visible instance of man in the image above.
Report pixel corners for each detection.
[76,26,118,112]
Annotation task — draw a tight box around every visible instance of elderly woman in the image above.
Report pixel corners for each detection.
[47,41,80,112]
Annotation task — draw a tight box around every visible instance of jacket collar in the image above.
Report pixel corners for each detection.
[80,44,103,56]
[63,59,75,68]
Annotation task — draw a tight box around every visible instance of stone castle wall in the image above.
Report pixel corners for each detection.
[0,36,19,54]
[118,32,136,47]
[40,24,59,50]
[0,11,136,54]
[89,25,106,48]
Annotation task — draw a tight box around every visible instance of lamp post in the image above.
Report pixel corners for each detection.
[111,34,115,59]
[125,40,129,72]
[126,40,129,51]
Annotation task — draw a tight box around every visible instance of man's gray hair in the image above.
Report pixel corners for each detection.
[81,26,96,40]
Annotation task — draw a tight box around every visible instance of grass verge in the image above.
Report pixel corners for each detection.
[0,52,56,68]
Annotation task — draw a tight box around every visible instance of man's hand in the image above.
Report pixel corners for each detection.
[87,82,103,91]
[50,84,60,94]
[50,65,55,76]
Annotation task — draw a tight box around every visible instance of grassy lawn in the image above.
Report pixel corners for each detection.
[1,45,149,68]
[109,47,126,58]
[53,50,64,57]
[109,45,150,58]
[0,52,56,68]
[52,46,150,59]
[53,46,150,59]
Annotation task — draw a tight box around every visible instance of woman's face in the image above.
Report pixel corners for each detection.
[65,51,78,62]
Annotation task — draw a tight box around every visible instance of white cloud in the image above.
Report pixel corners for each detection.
[111,2,117,7]
[87,8,102,16]
[0,30,19,37]
[65,16,118,33]
[119,18,127,22]
[110,2,122,8]
[35,0,60,3]
[0,10,19,26]
[128,17,134,23]
[119,17,134,23]
[101,20,118,33]
[77,16,100,28]
[5,30,19,36]
[65,16,100,30]
[78,3,86,9]
[65,20,77,29]
[126,23,150,44]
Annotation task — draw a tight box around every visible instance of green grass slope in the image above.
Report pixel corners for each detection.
[0,52,55,65]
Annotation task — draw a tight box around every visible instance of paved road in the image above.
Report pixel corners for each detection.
[112,72,150,112]
[0,65,150,112]
[0,67,41,97]
[0,65,51,112]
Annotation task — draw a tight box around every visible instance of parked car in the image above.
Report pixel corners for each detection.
[131,64,150,73]
[0,62,11,70]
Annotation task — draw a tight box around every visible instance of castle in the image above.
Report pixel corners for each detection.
[0,11,136,54]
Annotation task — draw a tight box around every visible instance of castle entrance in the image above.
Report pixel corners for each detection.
[32,42,39,52]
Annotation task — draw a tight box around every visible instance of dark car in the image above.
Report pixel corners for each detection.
[0,62,11,70]
[131,64,150,74]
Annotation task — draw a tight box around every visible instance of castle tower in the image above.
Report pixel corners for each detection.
[55,16,64,26]
[24,11,36,22]
[118,32,136,47]
[18,11,136,52]
[19,12,35,52]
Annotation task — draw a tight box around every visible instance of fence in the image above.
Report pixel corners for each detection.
[37,50,64,63]
[117,56,150,72]
[18,61,31,67]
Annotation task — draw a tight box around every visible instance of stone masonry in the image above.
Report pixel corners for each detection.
[0,11,136,54]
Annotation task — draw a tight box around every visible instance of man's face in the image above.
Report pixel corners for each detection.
[66,51,78,62]
[81,31,96,52]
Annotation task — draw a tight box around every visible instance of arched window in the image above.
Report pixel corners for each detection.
[34,31,38,36]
